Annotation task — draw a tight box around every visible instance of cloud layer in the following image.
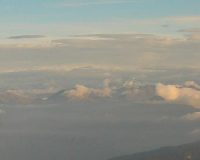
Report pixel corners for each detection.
[156,83,200,108]
[181,112,200,121]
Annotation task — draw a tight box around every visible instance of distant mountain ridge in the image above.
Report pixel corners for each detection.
[0,91,33,105]
[108,140,200,160]
[0,85,165,105]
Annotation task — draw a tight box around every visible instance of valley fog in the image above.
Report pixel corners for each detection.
[0,100,199,160]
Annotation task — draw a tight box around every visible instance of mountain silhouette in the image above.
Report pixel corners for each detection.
[108,140,200,160]
[0,91,33,105]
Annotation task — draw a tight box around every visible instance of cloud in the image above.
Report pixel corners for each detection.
[164,16,200,23]
[156,83,200,108]
[103,79,110,88]
[1,33,200,79]
[183,34,200,40]
[48,0,137,7]
[8,35,46,39]
[156,83,180,100]
[189,129,200,135]
[0,43,58,49]
[122,85,156,101]
[66,79,113,101]
[185,81,200,90]
[180,112,200,121]
[123,78,135,88]
[11,80,61,98]
[179,28,200,32]
[161,25,169,28]
[66,85,92,101]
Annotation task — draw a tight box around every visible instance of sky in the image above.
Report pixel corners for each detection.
[1,0,200,38]
[1,1,200,160]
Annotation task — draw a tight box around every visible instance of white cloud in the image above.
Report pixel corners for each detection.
[156,83,180,100]
[185,81,200,89]
[67,85,92,101]
[181,112,200,121]
[66,79,113,101]
[156,83,200,108]
[123,78,134,88]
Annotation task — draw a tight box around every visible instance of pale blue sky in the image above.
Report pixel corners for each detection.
[1,0,200,40]
[1,0,200,21]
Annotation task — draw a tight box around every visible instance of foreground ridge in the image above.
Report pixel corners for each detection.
[108,140,200,160]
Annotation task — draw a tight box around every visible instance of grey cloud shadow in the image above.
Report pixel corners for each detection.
[161,24,170,28]
[8,35,46,39]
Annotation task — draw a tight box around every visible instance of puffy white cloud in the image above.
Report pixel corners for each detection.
[67,85,92,101]
[181,112,200,121]
[66,79,113,101]
[156,83,180,100]
[123,78,134,88]
[156,83,200,108]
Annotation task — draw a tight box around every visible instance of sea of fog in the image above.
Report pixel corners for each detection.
[0,100,199,160]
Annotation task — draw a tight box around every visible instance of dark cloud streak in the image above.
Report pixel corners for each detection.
[8,35,46,39]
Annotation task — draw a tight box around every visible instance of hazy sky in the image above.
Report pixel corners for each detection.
[1,0,200,72]
[1,1,200,160]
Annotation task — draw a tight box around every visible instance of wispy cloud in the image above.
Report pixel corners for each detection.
[180,112,200,121]
[185,81,200,90]
[161,25,169,28]
[189,129,200,135]
[178,28,200,33]
[46,0,138,7]
[0,44,58,49]
[165,16,200,23]
[8,35,46,39]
